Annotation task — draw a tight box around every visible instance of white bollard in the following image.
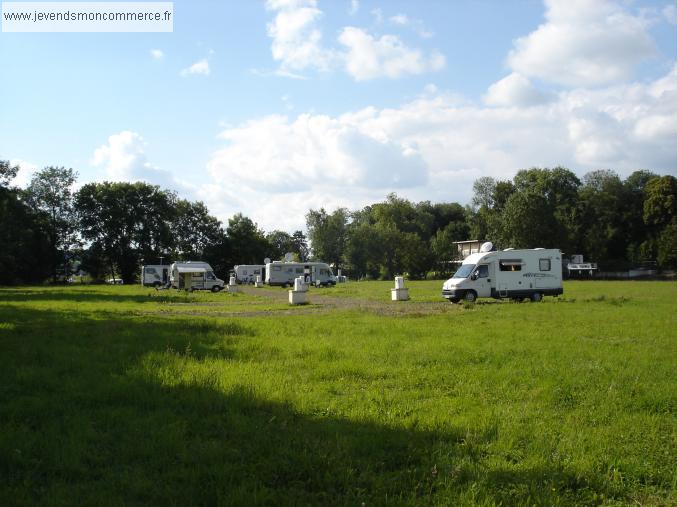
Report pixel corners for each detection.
[289,276,308,304]
[391,276,409,301]
[227,275,239,293]
[254,274,263,288]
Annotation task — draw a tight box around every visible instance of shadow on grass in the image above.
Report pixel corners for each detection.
[0,306,631,505]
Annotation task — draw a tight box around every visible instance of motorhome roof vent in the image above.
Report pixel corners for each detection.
[503,247,514,251]
[534,248,545,250]
[480,241,493,253]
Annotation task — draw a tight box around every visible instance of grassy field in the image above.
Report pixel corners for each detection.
[0,281,675,506]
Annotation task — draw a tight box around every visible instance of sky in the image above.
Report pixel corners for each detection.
[1,0,677,232]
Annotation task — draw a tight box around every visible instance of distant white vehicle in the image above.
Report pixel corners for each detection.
[141,264,170,287]
[265,261,336,287]
[169,261,225,292]
[107,278,123,285]
[233,264,264,284]
[442,245,563,303]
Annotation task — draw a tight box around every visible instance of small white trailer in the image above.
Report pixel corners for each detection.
[169,261,225,292]
[233,264,265,284]
[265,261,336,287]
[442,245,563,303]
[141,264,170,287]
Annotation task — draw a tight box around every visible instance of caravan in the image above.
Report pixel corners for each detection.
[141,265,170,287]
[265,261,336,287]
[169,261,225,292]
[442,245,563,303]
[233,264,265,284]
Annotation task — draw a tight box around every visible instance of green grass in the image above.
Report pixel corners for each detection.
[0,282,675,505]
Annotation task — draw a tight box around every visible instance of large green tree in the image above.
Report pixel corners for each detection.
[25,167,79,282]
[75,182,175,283]
[0,161,51,284]
[642,175,677,268]
[172,199,224,260]
[305,207,349,268]
[226,213,269,265]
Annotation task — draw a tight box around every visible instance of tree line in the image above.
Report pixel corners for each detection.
[307,167,676,279]
[0,161,308,285]
[1,161,675,285]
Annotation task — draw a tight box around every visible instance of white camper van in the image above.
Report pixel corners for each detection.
[169,261,225,292]
[442,246,563,303]
[141,265,170,287]
[233,264,264,284]
[265,261,336,287]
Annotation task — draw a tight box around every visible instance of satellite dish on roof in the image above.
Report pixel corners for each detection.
[284,252,294,262]
[480,241,493,253]
[264,257,271,265]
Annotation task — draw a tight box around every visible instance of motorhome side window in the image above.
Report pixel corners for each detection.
[145,267,156,274]
[539,259,551,271]
[499,259,522,272]
[477,265,489,278]
[273,266,281,271]
[295,268,303,274]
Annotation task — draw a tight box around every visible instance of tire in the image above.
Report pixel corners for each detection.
[530,292,543,302]
[449,297,460,304]
[464,291,477,303]
[211,286,222,293]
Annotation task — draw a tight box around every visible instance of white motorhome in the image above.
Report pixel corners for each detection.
[169,261,225,292]
[233,264,264,284]
[442,246,563,303]
[265,261,336,287]
[141,265,170,287]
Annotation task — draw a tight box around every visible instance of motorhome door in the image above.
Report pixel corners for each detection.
[474,264,491,298]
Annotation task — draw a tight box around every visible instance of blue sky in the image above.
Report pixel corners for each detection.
[1,0,677,231]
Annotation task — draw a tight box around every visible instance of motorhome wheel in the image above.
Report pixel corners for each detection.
[464,291,477,303]
[530,292,543,302]
[211,286,222,293]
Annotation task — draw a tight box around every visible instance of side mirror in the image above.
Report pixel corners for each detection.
[471,272,478,281]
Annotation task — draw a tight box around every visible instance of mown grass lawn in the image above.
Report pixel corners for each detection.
[0,281,675,505]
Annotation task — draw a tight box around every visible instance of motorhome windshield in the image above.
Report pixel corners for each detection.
[453,264,475,278]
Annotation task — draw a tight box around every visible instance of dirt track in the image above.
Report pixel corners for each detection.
[236,285,457,317]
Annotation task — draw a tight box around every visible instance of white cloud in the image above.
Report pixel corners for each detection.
[371,8,383,24]
[663,5,677,24]
[265,0,334,73]
[150,49,164,60]
[180,58,210,77]
[349,0,359,15]
[389,13,434,38]
[484,72,552,107]
[91,131,171,184]
[208,114,427,193]
[8,159,37,188]
[390,14,409,25]
[264,1,443,80]
[507,0,655,87]
[338,27,445,80]
[199,66,677,231]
